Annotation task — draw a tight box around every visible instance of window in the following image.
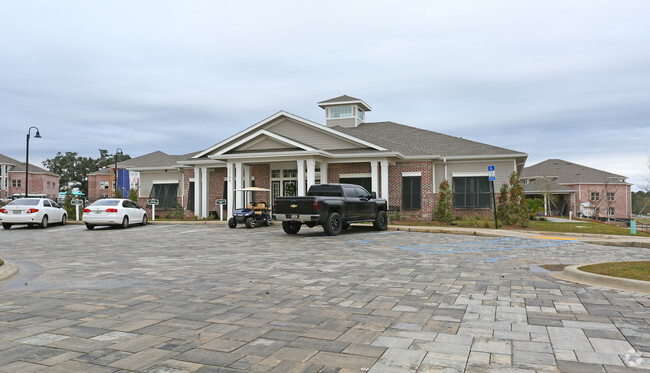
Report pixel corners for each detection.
[271,170,281,178]
[43,200,51,207]
[187,182,195,211]
[328,106,353,118]
[357,109,364,120]
[608,207,615,216]
[283,169,297,178]
[12,179,21,188]
[402,176,421,210]
[607,192,615,201]
[339,177,371,193]
[100,181,109,189]
[149,183,179,209]
[591,192,600,201]
[47,181,50,189]
[453,177,491,208]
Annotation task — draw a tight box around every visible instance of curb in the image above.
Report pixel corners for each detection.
[551,265,650,294]
[0,261,18,281]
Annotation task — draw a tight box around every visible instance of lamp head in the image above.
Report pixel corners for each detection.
[34,130,41,138]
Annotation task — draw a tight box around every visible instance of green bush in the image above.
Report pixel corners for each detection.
[435,180,454,224]
[128,188,139,203]
[165,203,185,220]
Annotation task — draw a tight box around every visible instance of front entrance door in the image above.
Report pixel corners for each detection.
[283,180,297,197]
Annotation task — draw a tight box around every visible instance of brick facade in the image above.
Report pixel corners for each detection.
[7,171,59,200]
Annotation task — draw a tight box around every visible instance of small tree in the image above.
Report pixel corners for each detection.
[497,182,509,224]
[507,172,527,226]
[63,188,76,220]
[435,180,454,224]
[128,188,139,203]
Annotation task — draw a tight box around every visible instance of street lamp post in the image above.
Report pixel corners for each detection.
[114,148,123,197]
[25,126,42,198]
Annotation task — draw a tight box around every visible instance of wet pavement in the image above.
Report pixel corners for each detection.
[0,223,649,372]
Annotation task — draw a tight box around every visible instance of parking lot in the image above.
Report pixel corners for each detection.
[0,223,649,372]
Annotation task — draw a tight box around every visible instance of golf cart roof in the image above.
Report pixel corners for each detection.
[234,187,271,192]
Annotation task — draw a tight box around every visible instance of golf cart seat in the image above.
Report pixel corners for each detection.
[247,202,268,214]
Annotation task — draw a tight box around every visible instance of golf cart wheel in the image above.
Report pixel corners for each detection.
[265,217,272,226]
[228,218,237,228]
[245,217,255,228]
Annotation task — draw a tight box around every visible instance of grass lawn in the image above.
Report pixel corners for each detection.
[389,218,649,237]
[579,261,650,281]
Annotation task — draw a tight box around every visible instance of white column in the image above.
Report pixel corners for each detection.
[380,160,389,208]
[244,165,251,206]
[194,167,201,218]
[320,162,328,184]
[227,163,234,215]
[201,166,209,219]
[370,160,379,194]
[306,159,316,191]
[297,159,305,196]
[235,162,243,208]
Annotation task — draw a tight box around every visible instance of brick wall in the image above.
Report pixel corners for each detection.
[251,164,270,205]
[8,172,60,200]
[327,162,371,183]
[88,174,110,202]
[389,161,434,221]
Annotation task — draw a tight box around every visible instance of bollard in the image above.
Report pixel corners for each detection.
[630,220,636,235]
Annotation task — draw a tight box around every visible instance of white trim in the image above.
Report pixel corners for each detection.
[339,173,371,178]
[318,99,372,111]
[444,153,528,160]
[189,178,195,182]
[192,111,387,159]
[152,179,179,184]
[402,172,422,177]
[215,130,317,156]
[451,172,488,177]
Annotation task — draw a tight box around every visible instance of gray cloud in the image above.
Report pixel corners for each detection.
[1,0,648,188]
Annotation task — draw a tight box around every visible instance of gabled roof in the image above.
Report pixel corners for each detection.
[1,153,56,175]
[191,111,385,160]
[317,95,372,111]
[89,150,199,175]
[334,122,526,158]
[521,159,628,184]
[523,178,577,194]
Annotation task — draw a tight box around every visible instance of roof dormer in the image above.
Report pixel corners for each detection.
[318,95,372,128]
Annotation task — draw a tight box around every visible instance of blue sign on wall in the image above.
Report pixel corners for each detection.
[116,169,130,196]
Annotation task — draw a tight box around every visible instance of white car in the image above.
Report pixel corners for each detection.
[83,199,148,230]
[0,198,67,229]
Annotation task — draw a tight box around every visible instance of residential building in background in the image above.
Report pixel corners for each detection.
[521,159,631,219]
[0,153,60,200]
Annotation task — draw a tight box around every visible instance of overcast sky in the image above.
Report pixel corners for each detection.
[1,1,649,190]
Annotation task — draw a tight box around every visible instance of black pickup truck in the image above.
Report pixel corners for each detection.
[273,183,388,236]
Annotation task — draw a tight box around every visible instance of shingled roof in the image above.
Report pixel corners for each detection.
[317,95,372,111]
[334,122,525,157]
[0,153,55,174]
[521,159,627,184]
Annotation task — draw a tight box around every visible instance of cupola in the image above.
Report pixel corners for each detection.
[317,95,372,128]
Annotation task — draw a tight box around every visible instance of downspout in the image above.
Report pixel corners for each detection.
[443,158,448,180]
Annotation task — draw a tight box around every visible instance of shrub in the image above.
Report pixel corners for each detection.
[128,188,139,203]
[524,198,544,220]
[165,203,185,220]
[435,180,454,224]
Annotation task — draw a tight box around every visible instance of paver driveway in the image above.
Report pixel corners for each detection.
[0,223,648,372]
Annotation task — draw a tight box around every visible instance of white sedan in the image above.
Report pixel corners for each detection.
[0,198,67,229]
[83,199,148,230]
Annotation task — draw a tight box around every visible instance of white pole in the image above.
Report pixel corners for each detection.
[152,204,155,221]
[75,204,79,221]
[220,204,223,221]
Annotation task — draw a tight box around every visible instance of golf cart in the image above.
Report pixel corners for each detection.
[228,187,272,229]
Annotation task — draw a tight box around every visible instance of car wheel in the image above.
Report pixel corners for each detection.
[245,217,255,228]
[2,223,11,230]
[85,223,95,230]
[228,218,237,228]
[40,215,49,229]
[121,216,129,229]
[61,214,67,226]
[323,212,342,236]
[373,210,388,231]
[282,221,301,234]
[342,222,350,230]
[141,215,148,226]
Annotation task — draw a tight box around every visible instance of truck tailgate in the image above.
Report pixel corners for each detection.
[275,197,317,216]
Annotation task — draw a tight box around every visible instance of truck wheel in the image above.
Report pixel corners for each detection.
[282,221,301,234]
[373,210,388,231]
[245,217,256,228]
[342,222,350,230]
[228,218,237,228]
[323,212,342,236]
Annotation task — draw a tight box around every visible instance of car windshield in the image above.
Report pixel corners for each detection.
[90,200,120,207]
[8,199,40,206]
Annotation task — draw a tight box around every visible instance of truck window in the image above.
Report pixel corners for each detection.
[307,185,342,197]
[343,187,357,198]
[355,187,370,199]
